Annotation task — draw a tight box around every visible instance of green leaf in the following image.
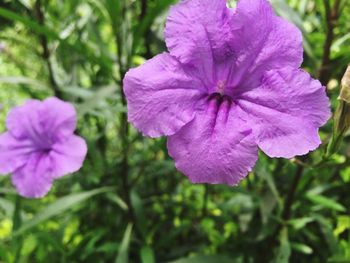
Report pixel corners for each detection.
[132,0,176,51]
[0,76,47,90]
[0,198,15,218]
[140,246,155,263]
[115,223,133,263]
[306,194,346,212]
[168,255,233,263]
[131,190,147,240]
[289,217,315,230]
[334,216,350,236]
[74,85,120,116]
[0,7,58,39]
[0,7,112,68]
[314,215,339,254]
[255,162,282,206]
[273,227,291,263]
[104,0,121,30]
[13,187,113,236]
[291,243,313,255]
[107,193,128,211]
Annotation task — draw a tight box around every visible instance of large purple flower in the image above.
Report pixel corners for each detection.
[0,97,87,198]
[124,0,331,185]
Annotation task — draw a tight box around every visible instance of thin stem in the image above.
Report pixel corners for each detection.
[140,0,147,20]
[115,1,133,223]
[281,165,304,222]
[35,0,63,98]
[201,184,209,217]
[13,196,23,263]
[139,0,152,58]
[267,162,305,259]
[318,0,342,86]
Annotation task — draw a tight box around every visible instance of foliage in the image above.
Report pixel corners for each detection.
[0,0,349,262]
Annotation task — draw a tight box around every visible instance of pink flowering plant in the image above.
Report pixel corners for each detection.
[1,0,350,262]
[124,0,331,185]
[0,98,87,198]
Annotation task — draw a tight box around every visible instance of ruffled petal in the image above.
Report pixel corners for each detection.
[12,152,53,198]
[6,97,77,144]
[0,133,34,175]
[6,100,42,140]
[227,0,303,89]
[124,53,206,138]
[41,97,77,142]
[165,0,233,65]
[164,0,303,96]
[49,135,87,178]
[167,98,258,185]
[238,68,331,158]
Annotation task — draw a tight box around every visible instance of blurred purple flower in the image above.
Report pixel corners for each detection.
[0,42,6,53]
[123,0,331,185]
[0,97,87,198]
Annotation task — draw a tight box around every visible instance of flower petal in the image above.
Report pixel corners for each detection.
[6,97,77,143]
[0,133,34,174]
[165,0,233,65]
[41,97,77,141]
[49,135,87,178]
[124,53,206,138]
[168,98,258,185]
[238,68,331,158]
[6,100,41,140]
[12,152,53,198]
[228,0,303,89]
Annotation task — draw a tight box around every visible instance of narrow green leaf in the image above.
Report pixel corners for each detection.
[0,7,111,67]
[115,223,133,263]
[273,227,291,263]
[289,217,315,230]
[140,246,155,263]
[13,187,113,236]
[168,255,232,263]
[107,193,128,211]
[291,243,313,255]
[131,190,147,240]
[0,198,15,218]
[0,7,58,39]
[307,194,346,212]
[0,76,47,90]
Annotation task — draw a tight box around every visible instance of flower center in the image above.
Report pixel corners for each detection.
[209,80,235,104]
[216,80,226,95]
[32,135,53,152]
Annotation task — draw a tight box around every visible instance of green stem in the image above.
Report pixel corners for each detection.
[35,0,63,98]
[13,196,23,263]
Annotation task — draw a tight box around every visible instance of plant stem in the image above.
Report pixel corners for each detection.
[139,0,152,58]
[201,184,209,217]
[318,0,342,86]
[281,165,304,222]
[115,1,133,223]
[268,162,305,257]
[35,0,63,98]
[140,0,148,20]
[13,196,23,263]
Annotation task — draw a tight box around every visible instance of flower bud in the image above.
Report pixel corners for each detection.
[327,65,350,156]
[335,65,350,133]
[339,65,350,103]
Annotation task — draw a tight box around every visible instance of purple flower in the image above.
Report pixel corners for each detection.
[0,97,87,198]
[124,0,331,185]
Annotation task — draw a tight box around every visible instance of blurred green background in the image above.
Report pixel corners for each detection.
[0,0,349,262]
